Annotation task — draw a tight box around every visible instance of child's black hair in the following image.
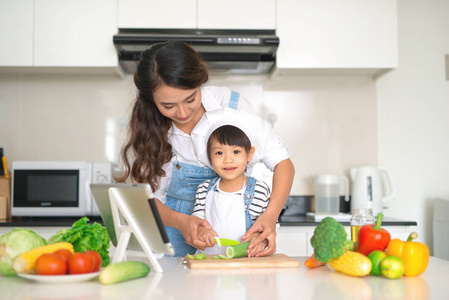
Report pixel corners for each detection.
[207,125,251,163]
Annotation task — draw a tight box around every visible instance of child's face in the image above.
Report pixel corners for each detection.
[209,138,255,182]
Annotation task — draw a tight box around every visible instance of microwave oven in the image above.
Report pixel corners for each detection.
[11,161,112,217]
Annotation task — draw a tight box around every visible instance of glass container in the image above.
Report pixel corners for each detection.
[350,208,375,244]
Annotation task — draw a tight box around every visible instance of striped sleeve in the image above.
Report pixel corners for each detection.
[248,179,271,222]
[192,179,210,219]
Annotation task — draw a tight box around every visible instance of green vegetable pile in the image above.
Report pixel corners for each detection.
[48,217,111,267]
[0,228,47,276]
[310,217,354,263]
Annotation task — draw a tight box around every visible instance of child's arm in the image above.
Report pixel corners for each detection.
[198,226,218,248]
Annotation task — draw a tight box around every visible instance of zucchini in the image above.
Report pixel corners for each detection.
[99,261,150,285]
[226,242,250,258]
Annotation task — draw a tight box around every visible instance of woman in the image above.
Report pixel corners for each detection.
[116,41,295,257]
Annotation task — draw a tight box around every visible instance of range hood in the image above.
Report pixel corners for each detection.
[113,29,279,75]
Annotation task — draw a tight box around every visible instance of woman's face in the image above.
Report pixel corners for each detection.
[153,84,203,128]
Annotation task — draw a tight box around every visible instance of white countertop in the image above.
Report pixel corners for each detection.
[0,256,447,300]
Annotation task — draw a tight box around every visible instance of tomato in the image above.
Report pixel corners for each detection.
[68,252,94,274]
[53,249,73,263]
[35,253,67,275]
[85,250,102,272]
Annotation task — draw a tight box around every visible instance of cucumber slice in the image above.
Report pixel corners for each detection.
[218,255,232,259]
[193,253,207,260]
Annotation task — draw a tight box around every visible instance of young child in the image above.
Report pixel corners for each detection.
[192,122,271,256]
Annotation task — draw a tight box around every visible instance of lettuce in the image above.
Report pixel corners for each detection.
[48,217,111,267]
[0,228,47,276]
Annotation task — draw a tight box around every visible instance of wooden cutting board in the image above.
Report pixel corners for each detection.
[186,254,300,269]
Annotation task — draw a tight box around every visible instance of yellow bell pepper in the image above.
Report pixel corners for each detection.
[386,232,429,277]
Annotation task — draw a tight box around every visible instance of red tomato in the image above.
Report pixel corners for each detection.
[53,249,73,263]
[84,250,102,272]
[35,253,67,275]
[68,252,94,274]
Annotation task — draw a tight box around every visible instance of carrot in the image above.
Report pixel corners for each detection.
[304,253,326,268]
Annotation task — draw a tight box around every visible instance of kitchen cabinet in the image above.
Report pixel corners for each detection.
[34,0,117,68]
[275,0,398,75]
[197,0,275,30]
[276,224,416,257]
[0,0,120,75]
[118,0,197,29]
[118,0,275,30]
[0,0,33,66]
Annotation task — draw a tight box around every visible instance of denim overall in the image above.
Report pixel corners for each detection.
[164,91,241,257]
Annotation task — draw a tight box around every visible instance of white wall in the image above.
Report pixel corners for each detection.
[376,0,449,252]
[0,72,378,196]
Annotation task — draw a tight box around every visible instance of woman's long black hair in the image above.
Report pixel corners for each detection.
[115,41,209,191]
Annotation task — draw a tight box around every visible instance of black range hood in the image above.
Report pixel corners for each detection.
[113,29,280,75]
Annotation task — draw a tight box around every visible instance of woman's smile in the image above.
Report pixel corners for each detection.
[176,113,192,122]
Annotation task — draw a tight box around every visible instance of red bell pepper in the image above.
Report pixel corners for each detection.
[357,213,391,256]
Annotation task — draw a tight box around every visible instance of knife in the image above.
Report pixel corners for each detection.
[214,237,240,247]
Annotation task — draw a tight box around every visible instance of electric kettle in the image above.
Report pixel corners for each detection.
[350,166,396,216]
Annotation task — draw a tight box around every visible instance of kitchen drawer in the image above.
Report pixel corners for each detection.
[276,227,310,256]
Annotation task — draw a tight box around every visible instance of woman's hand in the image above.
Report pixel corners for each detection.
[242,158,294,256]
[154,199,213,250]
[242,213,277,256]
[198,226,218,248]
[177,214,213,250]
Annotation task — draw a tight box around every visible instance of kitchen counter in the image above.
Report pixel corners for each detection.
[0,216,104,227]
[278,215,417,226]
[0,256,446,300]
[0,215,417,227]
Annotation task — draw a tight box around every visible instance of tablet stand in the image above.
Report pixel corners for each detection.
[108,188,164,273]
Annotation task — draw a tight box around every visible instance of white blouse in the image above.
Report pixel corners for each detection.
[154,85,290,203]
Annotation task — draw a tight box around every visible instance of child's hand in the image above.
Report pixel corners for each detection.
[198,226,218,248]
[246,233,268,257]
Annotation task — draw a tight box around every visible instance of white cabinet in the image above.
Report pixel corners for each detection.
[118,0,275,30]
[0,0,33,66]
[275,0,398,75]
[34,0,117,67]
[0,0,119,73]
[118,0,197,29]
[276,227,309,256]
[197,0,275,30]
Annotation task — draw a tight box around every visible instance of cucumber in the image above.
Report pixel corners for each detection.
[226,242,250,258]
[99,261,150,285]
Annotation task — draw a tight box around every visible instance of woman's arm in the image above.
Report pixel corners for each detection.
[242,158,295,256]
[154,198,212,250]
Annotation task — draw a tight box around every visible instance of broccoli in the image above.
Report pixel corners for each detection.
[310,217,354,263]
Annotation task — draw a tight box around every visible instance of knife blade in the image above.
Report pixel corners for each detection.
[214,237,240,247]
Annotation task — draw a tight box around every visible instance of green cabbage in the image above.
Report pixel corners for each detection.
[0,228,47,276]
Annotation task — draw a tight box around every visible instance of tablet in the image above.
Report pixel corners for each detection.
[90,183,174,256]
